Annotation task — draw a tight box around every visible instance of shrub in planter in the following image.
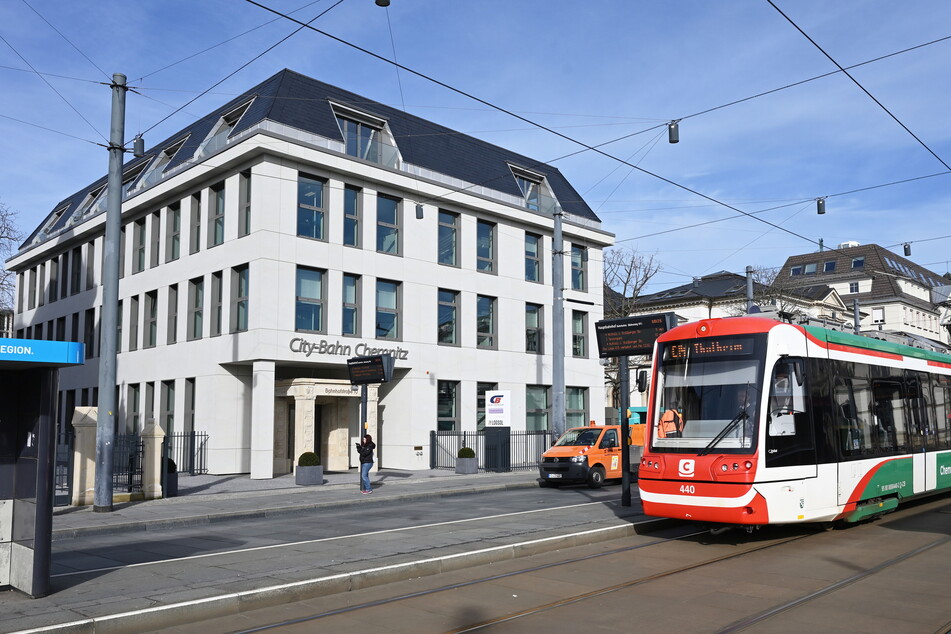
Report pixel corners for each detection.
[456,447,478,474]
[296,452,324,485]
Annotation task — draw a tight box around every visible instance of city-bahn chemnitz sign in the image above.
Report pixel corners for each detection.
[594,313,676,358]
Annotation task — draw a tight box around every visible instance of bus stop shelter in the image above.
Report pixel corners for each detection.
[1,338,84,597]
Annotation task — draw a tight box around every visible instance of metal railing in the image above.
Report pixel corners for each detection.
[430,430,555,471]
[113,433,143,493]
[165,431,209,475]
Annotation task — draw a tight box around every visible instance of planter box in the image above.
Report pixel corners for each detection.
[455,457,478,475]
[295,465,324,485]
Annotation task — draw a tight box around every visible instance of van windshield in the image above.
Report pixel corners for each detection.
[554,428,601,447]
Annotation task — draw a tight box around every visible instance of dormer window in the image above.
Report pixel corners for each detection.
[138,136,188,189]
[333,104,387,163]
[34,205,70,242]
[510,166,544,211]
[852,256,865,269]
[120,164,147,198]
[199,100,251,156]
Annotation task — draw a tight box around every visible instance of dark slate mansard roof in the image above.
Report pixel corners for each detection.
[23,69,598,249]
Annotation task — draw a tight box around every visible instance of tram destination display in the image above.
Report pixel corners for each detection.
[595,313,675,358]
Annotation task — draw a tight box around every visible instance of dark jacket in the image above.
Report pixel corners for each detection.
[357,440,375,464]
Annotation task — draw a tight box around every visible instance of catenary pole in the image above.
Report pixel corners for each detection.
[551,203,566,438]
[94,73,127,512]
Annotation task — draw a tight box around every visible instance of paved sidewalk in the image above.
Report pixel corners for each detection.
[2,469,658,633]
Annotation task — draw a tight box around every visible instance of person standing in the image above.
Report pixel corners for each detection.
[357,434,376,494]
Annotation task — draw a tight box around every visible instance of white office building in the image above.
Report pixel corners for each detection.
[8,70,613,477]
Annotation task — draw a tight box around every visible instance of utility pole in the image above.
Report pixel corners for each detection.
[551,203,566,439]
[94,73,127,513]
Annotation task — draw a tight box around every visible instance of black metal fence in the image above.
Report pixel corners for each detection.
[113,433,143,493]
[165,431,209,475]
[430,430,555,471]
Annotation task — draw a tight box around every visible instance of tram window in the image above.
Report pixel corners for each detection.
[871,378,908,453]
[905,372,936,451]
[767,360,804,437]
[934,375,951,450]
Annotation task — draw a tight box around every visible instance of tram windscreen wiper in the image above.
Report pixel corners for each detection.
[697,408,747,457]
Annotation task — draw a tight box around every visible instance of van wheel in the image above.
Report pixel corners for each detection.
[587,466,605,489]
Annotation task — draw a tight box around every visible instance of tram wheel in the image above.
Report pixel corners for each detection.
[586,466,605,489]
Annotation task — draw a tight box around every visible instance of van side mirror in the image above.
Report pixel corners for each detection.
[636,370,648,393]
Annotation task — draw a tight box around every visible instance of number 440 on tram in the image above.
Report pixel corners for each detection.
[637,316,951,527]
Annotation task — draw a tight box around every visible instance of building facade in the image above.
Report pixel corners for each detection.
[8,70,613,477]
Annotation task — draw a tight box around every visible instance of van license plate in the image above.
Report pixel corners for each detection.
[548,474,562,478]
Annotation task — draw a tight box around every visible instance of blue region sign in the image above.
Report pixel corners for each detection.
[0,338,85,366]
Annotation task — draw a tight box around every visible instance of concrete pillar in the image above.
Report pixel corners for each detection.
[70,407,98,506]
[326,399,349,472]
[273,397,290,475]
[250,361,275,479]
[140,419,165,500]
[366,384,380,473]
[293,393,316,464]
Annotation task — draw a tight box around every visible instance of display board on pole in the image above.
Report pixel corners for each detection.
[595,313,676,358]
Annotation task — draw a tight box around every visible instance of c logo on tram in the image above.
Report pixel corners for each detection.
[678,459,695,478]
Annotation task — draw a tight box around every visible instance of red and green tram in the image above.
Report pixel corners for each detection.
[638,316,951,526]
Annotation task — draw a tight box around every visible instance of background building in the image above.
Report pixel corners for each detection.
[8,69,613,477]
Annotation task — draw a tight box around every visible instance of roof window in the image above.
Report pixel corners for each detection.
[137,136,189,190]
[510,166,544,212]
[332,103,394,166]
[198,100,252,157]
[851,256,865,269]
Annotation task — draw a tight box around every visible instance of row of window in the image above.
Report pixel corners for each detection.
[439,381,588,432]
[790,256,864,276]
[19,171,591,317]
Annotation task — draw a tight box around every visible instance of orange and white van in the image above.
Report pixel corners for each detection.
[537,422,643,488]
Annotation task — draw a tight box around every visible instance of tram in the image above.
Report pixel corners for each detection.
[637,316,951,526]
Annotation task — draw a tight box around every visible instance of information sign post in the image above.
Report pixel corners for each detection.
[594,314,675,506]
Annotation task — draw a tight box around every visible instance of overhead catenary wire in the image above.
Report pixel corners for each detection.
[767,0,951,172]
[20,0,111,82]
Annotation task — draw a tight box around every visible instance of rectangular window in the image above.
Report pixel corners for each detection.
[525,232,541,282]
[145,290,157,348]
[566,387,588,428]
[438,210,459,266]
[232,265,249,332]
[572,310,587,357]
[128,295,139,351]
[184,378,195,433]
[209,182,225,247]
[526,385,550,431]
[71,247,83,293]
[85,242,96,289]
[570,244,587,291]
[477,295,496,349]
[37,263,45,307]
[27,267,36,310]
[297,174,326,240]
[133,218,146,274]
[336,114,383,162]
[210,271,223,337]
[342,273,360,336]
[189,194,201,254]
[145,382,155,429]
[56,316,66,342]
[150,212,161,268]
[849,282,859,294]
[119,226,126,278]
[804,262,817,275]
[167,283,178,344]
[476,382,497,431]
[295,267,325,332]
[376,195,400,255]
[376,279,401,340]
[476,220,495,273]
[526,303,543,353]
[128,384,140,433]
[872,307,885,324]
[852,256,865,269]
[166,202,181,262]
[790,265,803,276]
[514,171,541,211]
[438,289,459,346]
[238,170,251,237]
[60,253,70,297]
[116,300,122,353]
[343,185,361,247]
[161,380,175,434]
[188,277,204,340]
[437,380,459,431]
[48,259,59,303]
[83,308,96,357]
[823,260,836,273]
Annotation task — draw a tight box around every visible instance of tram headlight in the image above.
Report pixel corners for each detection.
[733,463,739,471]
[721,464,728,472]
[744,461,753,470]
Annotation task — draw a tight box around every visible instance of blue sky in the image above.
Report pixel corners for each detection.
[2,0,951,294]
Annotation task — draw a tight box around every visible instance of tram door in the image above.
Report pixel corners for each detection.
[906,372,936,493]
[764,359,817,476]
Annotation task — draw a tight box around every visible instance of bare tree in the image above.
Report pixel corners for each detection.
[601,246,662,412]
[602,246,661,320]
[0,201,22,310]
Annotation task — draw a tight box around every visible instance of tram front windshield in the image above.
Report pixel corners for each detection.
[652,334,766,454]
